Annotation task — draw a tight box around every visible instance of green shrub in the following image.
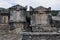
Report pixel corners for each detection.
[51,11,58,16]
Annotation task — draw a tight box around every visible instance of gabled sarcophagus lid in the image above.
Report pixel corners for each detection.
[9,4,27,10]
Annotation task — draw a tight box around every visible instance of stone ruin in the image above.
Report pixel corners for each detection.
[0,4,60,40]
[22,6,59,40]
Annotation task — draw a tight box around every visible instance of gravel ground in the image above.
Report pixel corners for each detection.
[0,30,20,40]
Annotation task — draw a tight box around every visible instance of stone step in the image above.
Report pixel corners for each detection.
[20,32,60,35]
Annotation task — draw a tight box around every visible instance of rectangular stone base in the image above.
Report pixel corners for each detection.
[21,32,60,40]
[22,35,60,40]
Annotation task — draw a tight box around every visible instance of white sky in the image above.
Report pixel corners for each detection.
[0,0,60,10]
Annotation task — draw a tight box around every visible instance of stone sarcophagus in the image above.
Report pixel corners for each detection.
[0,8,9,30]
[9,4,27,32]
[30,6,52,32]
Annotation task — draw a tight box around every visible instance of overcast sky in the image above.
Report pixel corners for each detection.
[0,0,60,10]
